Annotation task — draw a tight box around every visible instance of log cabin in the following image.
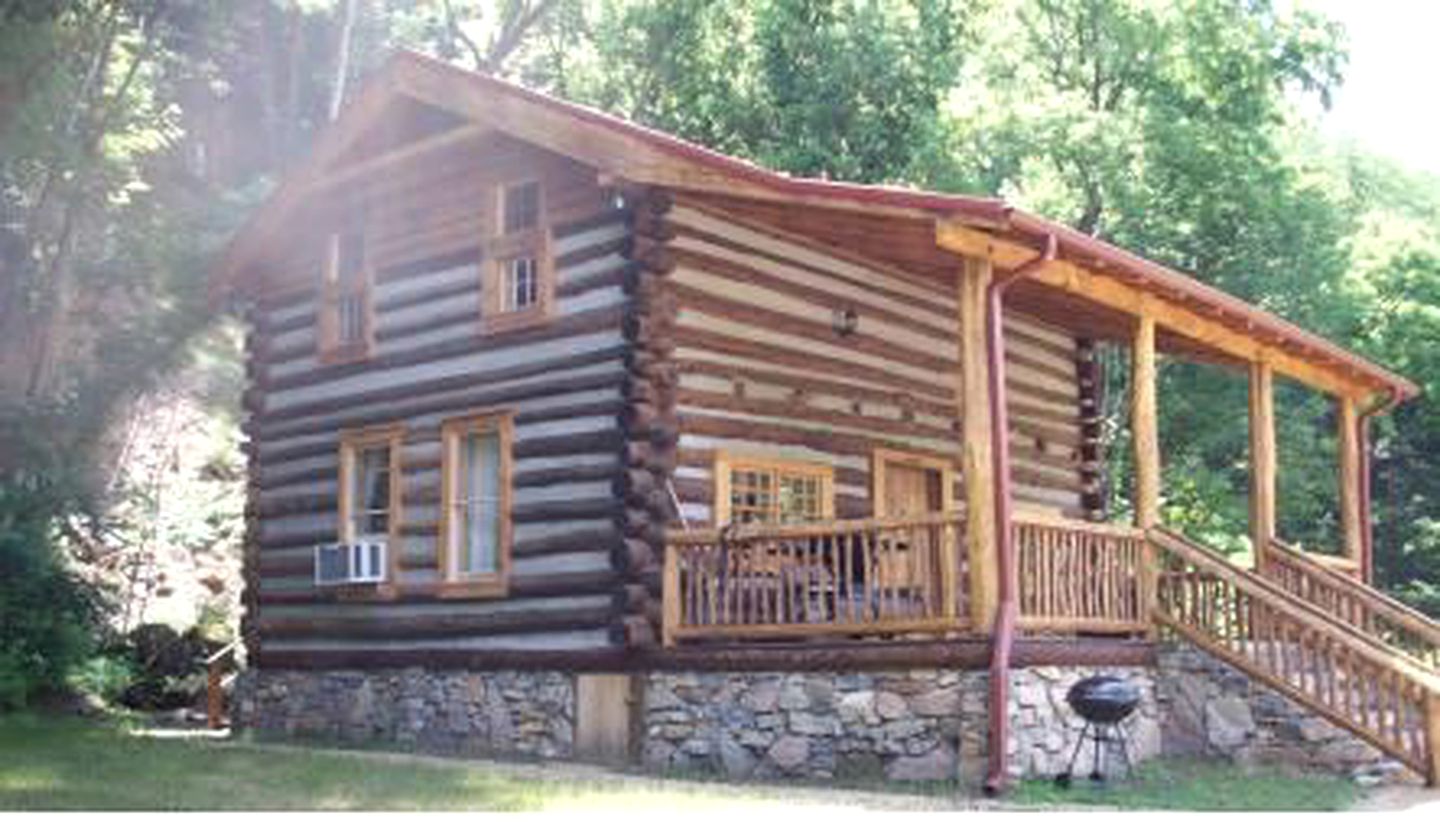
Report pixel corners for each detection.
[215,51,1440,787]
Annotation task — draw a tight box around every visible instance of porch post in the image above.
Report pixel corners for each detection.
[1338,394,1364,572]
[1249,360,1277,570]
[959,255,999,630]
[1132,311,1161,528]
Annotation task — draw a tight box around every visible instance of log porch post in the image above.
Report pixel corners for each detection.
[959,255,999,630]
[1249,360,1277,571]
[1338,394,1364,573]
[1132,311,1161,529]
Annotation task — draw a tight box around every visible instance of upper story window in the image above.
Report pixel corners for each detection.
[439,413,513,597]
[714,452,835,526]
[320,225,372,362]
[483,180,552,332]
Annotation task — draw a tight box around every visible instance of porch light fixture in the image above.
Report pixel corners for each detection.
[832,306,859,337]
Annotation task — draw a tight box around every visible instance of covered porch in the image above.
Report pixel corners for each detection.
[660,213,1413,649]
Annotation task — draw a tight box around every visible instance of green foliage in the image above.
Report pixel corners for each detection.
[0,482,97,710]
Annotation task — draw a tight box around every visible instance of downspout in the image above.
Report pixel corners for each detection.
[983,233,1057,796]
[1358,388,1404,584]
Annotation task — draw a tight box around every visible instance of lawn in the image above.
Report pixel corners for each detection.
[1011,759,1360,811]
[0,712,1362,811]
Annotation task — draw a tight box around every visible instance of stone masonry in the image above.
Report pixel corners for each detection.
[231,644,1413,786]
[643,666,1162,782]
[1153,645,1412,786]
[232,668,574,759]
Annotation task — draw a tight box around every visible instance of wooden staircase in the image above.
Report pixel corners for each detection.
[1148,527,1440,783]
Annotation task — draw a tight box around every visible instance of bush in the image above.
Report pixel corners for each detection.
[0,484,98,710]
[69,654,136,706]
[115,623,217,711]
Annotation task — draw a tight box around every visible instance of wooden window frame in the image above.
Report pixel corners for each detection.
[481,179,554,334]
[336,423,403,599]
[713,451,835,526]
[870,448,958,517]
[437,411,514,598]
[318,228,375,364]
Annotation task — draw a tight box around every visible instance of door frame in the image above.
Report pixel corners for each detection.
[870,448,959,517]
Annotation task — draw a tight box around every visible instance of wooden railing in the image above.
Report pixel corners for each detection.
[206,640,241,730]
[1015,512,1150,635]
[663,512,966,644]
[1152,528,1440,782]
[1265,539,1440,669]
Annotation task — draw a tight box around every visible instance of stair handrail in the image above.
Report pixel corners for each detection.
[1266,537,1440,665]
[1150,527,1440,687]
[1152,527,1440,783]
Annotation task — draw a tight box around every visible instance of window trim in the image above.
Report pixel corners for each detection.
[437,411,514,598]
[870,448,958,518]
[336,423,403,598]
[712,450,835,526]
[319,228,374,364]
[481,179,553,334]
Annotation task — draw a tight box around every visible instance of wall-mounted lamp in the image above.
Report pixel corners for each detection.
[832,306,859,337]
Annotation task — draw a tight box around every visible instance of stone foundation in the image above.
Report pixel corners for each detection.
[232,668,574,759]
[1153,646,1411,785]
[642,666,1162,782]
[231,644,1414,786]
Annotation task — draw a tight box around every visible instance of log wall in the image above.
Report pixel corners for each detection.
[245,136,639,661]
[658,199,1096,526]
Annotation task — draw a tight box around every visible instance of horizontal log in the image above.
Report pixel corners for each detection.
[258,365,625,444]
[513,496,623,524]
[254,647,629,671]
[672,282,955,376]
[259,343,626,428]
[259,302,625,395]
[259,604,618,640]
[257,570,622,605]
[252,637,1154,673]
[513,527,623,558]
[675,326,949,403]
[666,243,954,347]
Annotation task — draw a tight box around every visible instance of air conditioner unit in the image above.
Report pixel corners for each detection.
[314,541,387,586]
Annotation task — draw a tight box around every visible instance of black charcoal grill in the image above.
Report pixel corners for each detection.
[1055,675,1141,787]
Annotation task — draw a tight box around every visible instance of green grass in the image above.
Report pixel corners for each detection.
[0,712,1363,811]
[1010,758,1360,811]
[0,713,833,811]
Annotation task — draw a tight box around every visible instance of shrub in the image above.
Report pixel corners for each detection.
[116,623,217,711]
[0,484,98,710]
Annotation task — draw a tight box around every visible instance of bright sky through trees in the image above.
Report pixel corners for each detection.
[1311,0,1440,175]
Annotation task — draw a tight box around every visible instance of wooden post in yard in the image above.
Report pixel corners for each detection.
[959,255,999,631]
[1338,394,1364,576]
[1249,360,1277,572]
[1132,312,1161,529]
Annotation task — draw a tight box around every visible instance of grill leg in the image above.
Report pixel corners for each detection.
[1091,725,1105,782]
[1055,721,1093,788]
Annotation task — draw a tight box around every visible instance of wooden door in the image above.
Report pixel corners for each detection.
[881,462,944,517]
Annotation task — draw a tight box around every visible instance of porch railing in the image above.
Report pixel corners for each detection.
[662,512,967,645]
[1265,538,1440,669]
[1014,511,1150,635]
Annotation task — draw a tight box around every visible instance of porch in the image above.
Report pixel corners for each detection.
[662,509,1149,645]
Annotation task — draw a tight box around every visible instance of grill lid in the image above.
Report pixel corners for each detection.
[1065,675,1141,725]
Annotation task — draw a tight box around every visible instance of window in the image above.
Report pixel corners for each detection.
[713,452,835,525]
[336,425,402,592]
[320,226,372,362]
[439,413,513,596]
[501,255,539,312]
[483,180,552,332]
